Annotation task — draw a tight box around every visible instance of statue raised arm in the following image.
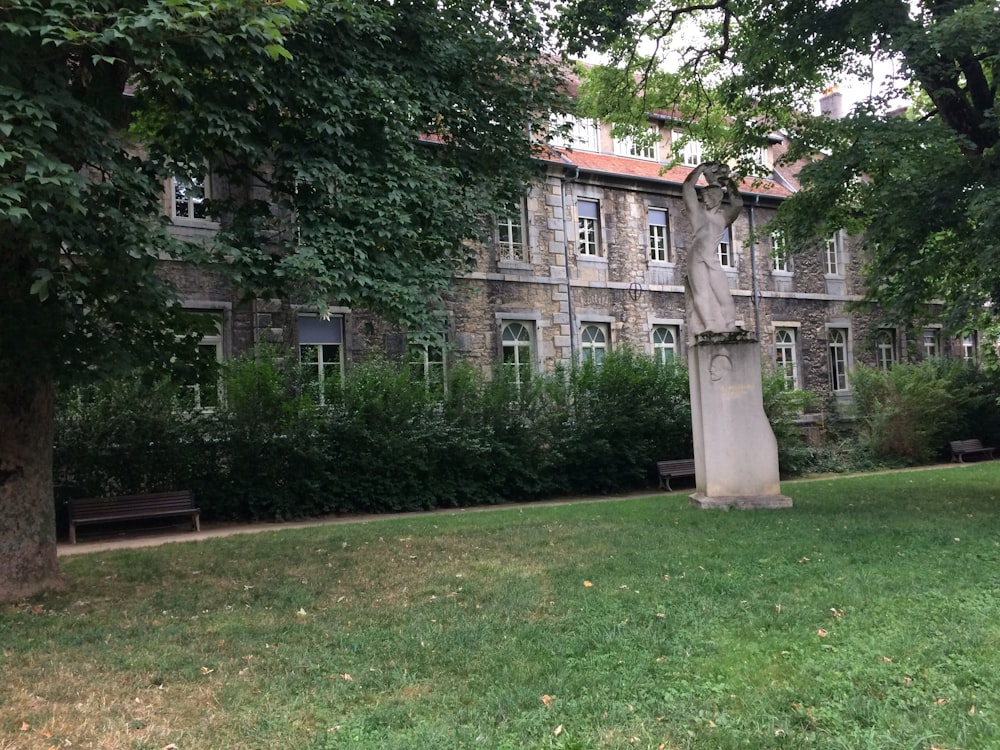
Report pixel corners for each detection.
[683,162,741,337]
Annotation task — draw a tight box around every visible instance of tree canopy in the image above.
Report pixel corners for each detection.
[560,0,1000,330]
[0,0,564,600]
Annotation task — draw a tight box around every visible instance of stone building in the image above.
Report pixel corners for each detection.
[161,103,973,407]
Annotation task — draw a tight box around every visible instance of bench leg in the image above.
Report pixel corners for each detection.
[192,513,201,533]
[69,523,77,545]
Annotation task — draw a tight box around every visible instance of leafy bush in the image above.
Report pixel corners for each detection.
[849,361,962,464]
[761,369,818,477]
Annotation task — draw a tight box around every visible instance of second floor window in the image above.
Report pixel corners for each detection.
[772,234,789,272]
[496,202,526,262]
[648,209,671,262]
[718,228,733,268]
[578,200,601,256]
[550,115,600,151]
[825,233,843,276]
[172,175,213,221]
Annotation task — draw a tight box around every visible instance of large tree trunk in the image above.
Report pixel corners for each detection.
[0,377,64,602]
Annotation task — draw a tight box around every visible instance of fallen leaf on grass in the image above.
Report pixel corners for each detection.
[816,629,828,637]
[934,698,949,705]
[20,722,30,732]
[798,557,810,563]
[553,725,563,736]
[341,673,353,682]
[583,580,593,588]
[540,694,553,708]
[199,666,214,675]
[882,656,893,663]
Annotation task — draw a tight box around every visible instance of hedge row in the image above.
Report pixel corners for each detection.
[54,348,698,521]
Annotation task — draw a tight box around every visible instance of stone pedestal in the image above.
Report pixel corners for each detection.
[688,337,792,510]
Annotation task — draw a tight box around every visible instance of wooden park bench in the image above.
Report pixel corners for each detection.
[657,459,696,491]
[950,439,996,463]
[67,490,200,544]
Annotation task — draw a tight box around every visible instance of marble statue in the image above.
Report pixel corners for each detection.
[682,161,743,337]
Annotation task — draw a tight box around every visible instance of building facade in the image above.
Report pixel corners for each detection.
[162,112,972,406]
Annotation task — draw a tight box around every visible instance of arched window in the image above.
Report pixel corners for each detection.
[652,326,677,364]
[501,322,534,387]
[775,328,797,390]
[580,323,609,365]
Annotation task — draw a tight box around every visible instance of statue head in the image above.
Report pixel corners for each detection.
[701,184,724,210]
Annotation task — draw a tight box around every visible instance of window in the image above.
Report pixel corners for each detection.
[772,234,789,272]
[580,323,609,365]
[718,228,733,268]
[578,199,601,256]
[672,130,703,166]
[178,317,223,411]
[775,328,798,390]
[550,114,600,151]
[613,127,658,160]
[409,339,446,395]
[496,201,526,262]
[875,329,896,371]
[652,325,678,364]
[299,315,344,405]
[922,328,940,358]
[171,175,214,222]
[825,233,843,275]
[501,321,534,387]
[828,328,849,391]
[963,333,977,361]
[648,208,672,262]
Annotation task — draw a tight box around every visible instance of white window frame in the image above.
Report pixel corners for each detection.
[775,327,798,390]
[578,199,601,257]
[922,328,940,359]
[648,208,671,263]
[875,329,896,371]
[963,333,977,362]
[409,337,447,394]
[612,126,658,160]
[496,200,527,262]
[179,315,224,412]
[652,325,678,364]
[550,114,600,152]
[169,173,217,225]
[672,130,703,166]
[298,315,345,406]
[825,232,844,276]
[718,228,733,268]
[580,322,609,365]
[828,327,850,392]
[500,320,534,388]
[772,234,790,272]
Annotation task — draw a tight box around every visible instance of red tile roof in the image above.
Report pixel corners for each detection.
[539,146,793,198]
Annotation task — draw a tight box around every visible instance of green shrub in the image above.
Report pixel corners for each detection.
[761,369,818,477]
[849,361,961,464]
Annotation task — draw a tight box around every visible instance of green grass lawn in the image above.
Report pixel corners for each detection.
[3,464,1000,749]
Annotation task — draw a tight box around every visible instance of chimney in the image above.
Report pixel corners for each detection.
[819,86,844,119]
